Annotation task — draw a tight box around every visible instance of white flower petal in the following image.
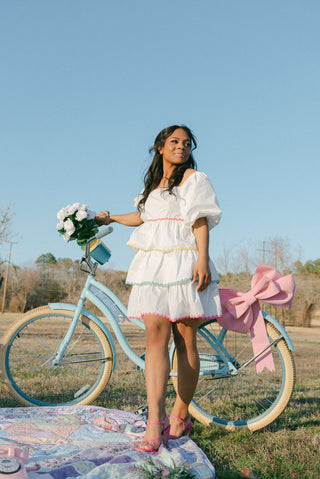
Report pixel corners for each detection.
[76,210,87,221]
[56,221,64,230]
[66,202,80,216]
[57,208,66,220]
[64,218,76,235]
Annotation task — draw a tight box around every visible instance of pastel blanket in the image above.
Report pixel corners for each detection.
[0,406,215,478]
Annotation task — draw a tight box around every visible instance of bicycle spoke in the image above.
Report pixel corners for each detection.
[2,308,113,405]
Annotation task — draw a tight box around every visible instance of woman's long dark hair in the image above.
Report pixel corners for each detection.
[138,125,197,212]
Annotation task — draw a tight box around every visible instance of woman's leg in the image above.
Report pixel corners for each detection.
[139,314,171,448]
[170,318,201,437]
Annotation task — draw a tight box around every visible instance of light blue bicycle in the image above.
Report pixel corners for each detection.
[0,228,296,431]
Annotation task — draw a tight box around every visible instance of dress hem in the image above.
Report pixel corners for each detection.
[126,278,220,286]
[127,313,222,323]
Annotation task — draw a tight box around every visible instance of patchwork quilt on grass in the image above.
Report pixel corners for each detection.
[0,406,215,478]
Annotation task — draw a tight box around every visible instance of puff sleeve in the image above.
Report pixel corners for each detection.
[182,172,221,230]
[133,192,147,222]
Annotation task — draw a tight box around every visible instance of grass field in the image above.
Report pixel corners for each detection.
[0,313,319,479]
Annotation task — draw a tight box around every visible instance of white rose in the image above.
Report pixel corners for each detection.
[56,221,64,231]
[57,207,68,221]
[87,210,96,220]
[76,209,87,221]
[63,232,71,242]
[64,218,76,235]
[79,204,88,211]
[66,202,80,216]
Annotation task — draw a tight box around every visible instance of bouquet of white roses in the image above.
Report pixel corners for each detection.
[56,203,98,249]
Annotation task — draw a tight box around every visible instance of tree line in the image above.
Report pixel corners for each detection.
[0,250,318,327]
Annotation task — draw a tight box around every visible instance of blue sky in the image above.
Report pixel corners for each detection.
[1,0,319,273]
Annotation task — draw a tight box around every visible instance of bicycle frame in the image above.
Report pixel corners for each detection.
[49,274,147,371]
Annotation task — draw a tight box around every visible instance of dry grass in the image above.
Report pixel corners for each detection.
[0,313,319,478]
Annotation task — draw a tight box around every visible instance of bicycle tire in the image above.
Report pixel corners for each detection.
[0,306,113,406]
[171,316,295,431]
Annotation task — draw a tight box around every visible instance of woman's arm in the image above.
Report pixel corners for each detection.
[96,210,143,227]
[192,217,212,292]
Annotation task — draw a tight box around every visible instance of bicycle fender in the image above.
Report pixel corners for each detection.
[262,310,295,352]
[48,302,117,370]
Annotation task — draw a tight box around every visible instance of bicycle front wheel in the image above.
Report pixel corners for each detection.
[171,316,295,431]
[0,306,113,406]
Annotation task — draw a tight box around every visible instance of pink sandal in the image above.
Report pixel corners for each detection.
[168,414,193,440]
[135,414,170,453]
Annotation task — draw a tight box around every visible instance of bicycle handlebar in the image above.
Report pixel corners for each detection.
[94,226,113,240]
[85,226,113,257]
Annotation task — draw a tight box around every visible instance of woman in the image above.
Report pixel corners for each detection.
[96,125,222,452]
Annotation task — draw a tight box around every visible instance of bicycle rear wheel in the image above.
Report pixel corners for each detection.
[171,315,295,431]
[0,306,113,406]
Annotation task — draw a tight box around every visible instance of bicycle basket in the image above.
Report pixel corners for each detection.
[89,239,111,264]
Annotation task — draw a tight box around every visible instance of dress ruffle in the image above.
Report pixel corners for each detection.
[127,219,197,253]
[126,249,219,286]
[127,281,222,322]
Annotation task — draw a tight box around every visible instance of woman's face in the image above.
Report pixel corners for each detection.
[159,128,191,167]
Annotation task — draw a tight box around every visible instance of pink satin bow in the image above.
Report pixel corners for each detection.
[218,263,296,372]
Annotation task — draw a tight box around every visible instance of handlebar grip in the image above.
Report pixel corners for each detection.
[95,226,113,239]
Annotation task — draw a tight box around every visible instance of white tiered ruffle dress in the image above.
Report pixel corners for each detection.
[126,171,222,322]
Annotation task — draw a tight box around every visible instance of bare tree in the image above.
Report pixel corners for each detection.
[238,247,249,274]
[264,236,292,274]
[0,204,14,245]
[216,244,234,285]
[8,266,40,312]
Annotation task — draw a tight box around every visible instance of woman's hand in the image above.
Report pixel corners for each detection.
[96,210,112,226]
[192,256,212,292]
[192,217,211,291]
[96,211,143,227]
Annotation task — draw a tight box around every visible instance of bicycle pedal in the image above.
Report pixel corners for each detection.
[134,404,148,417]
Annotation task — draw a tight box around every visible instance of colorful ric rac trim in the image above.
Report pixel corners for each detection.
[127,313,223,323]
[126,278,220,286]
[146,217,184,222]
